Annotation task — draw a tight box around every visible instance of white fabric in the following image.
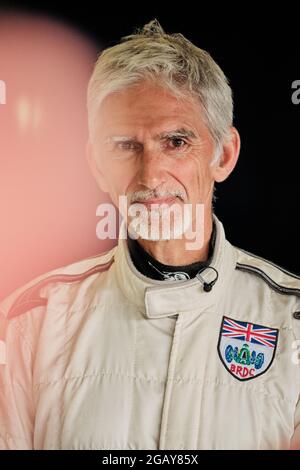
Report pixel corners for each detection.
[0,215,299,449]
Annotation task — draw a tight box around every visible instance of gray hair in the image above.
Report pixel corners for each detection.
[87,19,233,162]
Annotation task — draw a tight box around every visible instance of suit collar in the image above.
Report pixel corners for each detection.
[114,214,237,318]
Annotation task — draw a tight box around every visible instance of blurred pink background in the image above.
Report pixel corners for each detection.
[0,12,116,300]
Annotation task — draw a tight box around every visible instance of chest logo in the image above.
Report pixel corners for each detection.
[218,316,279,381]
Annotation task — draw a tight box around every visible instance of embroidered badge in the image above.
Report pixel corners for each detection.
[218,316,279,381]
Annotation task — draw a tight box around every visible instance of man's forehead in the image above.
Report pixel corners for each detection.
[95,110,201,137]
[96,86,203,126]
[94,92,206,141]
[99,82,195,107]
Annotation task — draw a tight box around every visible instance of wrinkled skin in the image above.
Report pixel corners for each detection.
[87,81,240,265]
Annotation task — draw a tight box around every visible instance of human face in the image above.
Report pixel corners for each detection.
[90,81,219,239]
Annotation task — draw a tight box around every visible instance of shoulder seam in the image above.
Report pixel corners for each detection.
[236,262,300,297]
[235,247,300,280]
[8,258,114,319]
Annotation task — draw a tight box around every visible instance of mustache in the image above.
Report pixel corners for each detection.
[129,188,186,204]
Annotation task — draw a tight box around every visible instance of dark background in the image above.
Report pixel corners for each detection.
[1,2,299,294]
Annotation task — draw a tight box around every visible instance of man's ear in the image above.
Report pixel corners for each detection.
[86,140,109,193]
[212,127,241,183]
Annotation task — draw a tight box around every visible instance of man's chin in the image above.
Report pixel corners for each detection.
[126,201,192,241]
[127,220,190,242]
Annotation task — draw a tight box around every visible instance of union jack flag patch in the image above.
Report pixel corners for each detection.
[217,316,279,381]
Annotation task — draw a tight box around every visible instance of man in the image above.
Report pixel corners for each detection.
[0,20,299,450]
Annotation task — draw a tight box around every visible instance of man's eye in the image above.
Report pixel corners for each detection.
[168,137,187,149]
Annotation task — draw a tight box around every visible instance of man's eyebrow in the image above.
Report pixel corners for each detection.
[104,135,135,144]
[157,128,197,139]
[104,128,197,144]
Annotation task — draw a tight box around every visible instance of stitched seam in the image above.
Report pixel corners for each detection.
[8,260,114,318]
[9,299,47,317]
[236,247,300,280]
[12,319,34,354]
[32,372,290,404]
[160,314,183,449]
[46,303,105,316]
[33,371,168,387]
[236,263,300,296]
[126,314,137,445]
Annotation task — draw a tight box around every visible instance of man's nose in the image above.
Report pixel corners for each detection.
[137,147,166,190]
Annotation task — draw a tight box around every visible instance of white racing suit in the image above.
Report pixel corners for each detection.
[0,215,299,450]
